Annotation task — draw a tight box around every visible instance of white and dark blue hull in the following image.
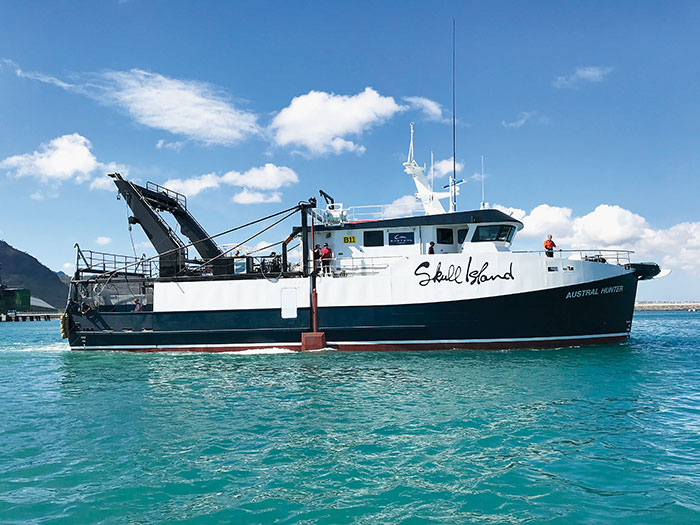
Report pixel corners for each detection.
[66,253,641,352]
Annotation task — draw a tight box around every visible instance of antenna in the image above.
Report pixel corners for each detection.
[480,155,490,210]
[430,151,434,196]
[451,18,457,212]
[407,121,415,163]
[481,155,485,205]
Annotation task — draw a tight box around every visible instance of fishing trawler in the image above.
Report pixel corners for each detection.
[61,125,663,351]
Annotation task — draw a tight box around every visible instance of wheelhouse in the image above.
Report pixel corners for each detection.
[312,208,524,259]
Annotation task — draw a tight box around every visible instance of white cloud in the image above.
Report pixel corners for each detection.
[90,175,116,191]
[498,202,700,275]
[222,163,298,190]
[30,192,44,200]
[163,172,221,197]
[553,66,614,88]
[96,236,112,246]
[502,111,535,129]
[433,157,464,178]
[98,69,261,145]
[382,195,423,218]
[493,205,527,222]
[232,189,281,204]
[269,87,405,155]
[62,262,74,272]
[156,139,186,151]
[1,134,98,180]
[572,205,648,246]
[162,163,299,203]
[0,134,126,189]
[516,204,575,239]
[403,96,449,123]
[8,62,261,146]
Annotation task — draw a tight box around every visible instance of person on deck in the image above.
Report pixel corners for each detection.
[544,234,561,258]
[428,241,435,255]
[320,243,332,276]
[313,244,321,274]
[134,298,142,312]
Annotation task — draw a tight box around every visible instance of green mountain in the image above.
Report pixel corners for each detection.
[0,240,68,310]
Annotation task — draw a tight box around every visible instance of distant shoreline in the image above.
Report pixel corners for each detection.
[635,302,700,311]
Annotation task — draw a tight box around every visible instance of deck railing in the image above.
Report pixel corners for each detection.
[75,248,159,278]
[311,203,424,225]
[315,256,404,277]
[512,249,633,265]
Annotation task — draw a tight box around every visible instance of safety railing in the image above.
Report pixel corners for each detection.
[311,203,425,226]
[146,181,187,208]
[512,249,634,265]
[75,247,158,278]
[314,255,405,277]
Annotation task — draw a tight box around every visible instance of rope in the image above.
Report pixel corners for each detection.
[82,204,302,283]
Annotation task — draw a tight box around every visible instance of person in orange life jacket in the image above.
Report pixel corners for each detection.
[320,243,332,275]
[428,241,435,254]
[544,234,561,258]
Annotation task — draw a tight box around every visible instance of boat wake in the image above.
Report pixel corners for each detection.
[232,347,296,355]
[3,342,70,352]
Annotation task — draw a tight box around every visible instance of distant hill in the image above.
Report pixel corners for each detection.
[0,240,69,310]
[56,271,72,286]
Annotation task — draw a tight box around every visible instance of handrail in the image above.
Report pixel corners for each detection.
[146,180,187,208]
[317,255,405,276]
[512,249,634,265]
[311,203,425,226]
[75,249,158,278]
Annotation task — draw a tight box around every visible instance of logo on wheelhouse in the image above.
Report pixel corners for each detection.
[414,257,515,287]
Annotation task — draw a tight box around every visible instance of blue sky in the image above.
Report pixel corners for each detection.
[1,1,699,300]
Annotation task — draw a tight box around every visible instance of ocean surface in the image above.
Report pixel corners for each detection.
[1,312,699,523]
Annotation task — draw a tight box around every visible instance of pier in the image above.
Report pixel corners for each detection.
[635,302,700,311]
[0,312,61,322]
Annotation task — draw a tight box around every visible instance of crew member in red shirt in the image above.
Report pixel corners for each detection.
[544,234,560,258]
[320,243,333,276]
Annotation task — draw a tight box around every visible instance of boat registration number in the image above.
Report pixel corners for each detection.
[343,236,357,244]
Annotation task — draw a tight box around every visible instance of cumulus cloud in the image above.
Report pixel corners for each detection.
[222,163,298,190]
[0,134,126,189]
[496,202,700,275]
[269,87,405,155]
[383,195,423,218]
[232,189,282,204]
[163,163,298,204]
[156,139,186,151]
[163,172,221,197]
[403,96,449,123]
[502,111,535,129]
[433,157,464,178]
[553,66,614,88]
[96,236,112,246]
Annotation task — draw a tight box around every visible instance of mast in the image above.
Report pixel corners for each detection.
[404,123,449,215]
[451,18,457,213]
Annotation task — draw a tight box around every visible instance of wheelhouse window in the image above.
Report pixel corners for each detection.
[471,225,516,242]
[363,230,384,247]
[436,228,454,244]
[457,228,469,244]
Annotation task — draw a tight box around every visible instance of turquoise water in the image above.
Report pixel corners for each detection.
[1,313,700,523]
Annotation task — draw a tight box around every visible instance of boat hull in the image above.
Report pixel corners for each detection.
[67,273,638,352]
